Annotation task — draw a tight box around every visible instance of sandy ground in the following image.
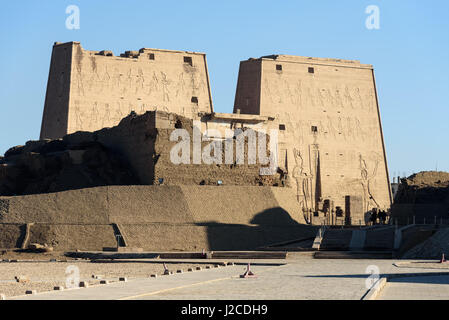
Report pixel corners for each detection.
[0,250,73,261]
[0,258,214,298]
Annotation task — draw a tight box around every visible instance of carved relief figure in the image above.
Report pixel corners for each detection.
[343,85,354,109]
[359,154,380,214]
[102,102,111,127]
[175,72,186,98]
[292,148,313,218]
[335,88,344,108]
[135,68,144,94]
[263,78,274,104]
[74,101,83,129]
[160,71,171,102]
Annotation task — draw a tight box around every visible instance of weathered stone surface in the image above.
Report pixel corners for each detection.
[40,42,213,139]
[0,139,138,196]
[233,55,392,224]
[1,111,280,197]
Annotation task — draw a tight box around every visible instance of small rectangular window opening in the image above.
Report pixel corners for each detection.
[149,53,155,60]
[191,96,198,104]
[276,64,282,71]
[311,126,318,133]
[308,67,315,74]
[279,124,286,131]
[184,56,193,66]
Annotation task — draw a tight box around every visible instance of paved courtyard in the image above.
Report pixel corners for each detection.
[7,255,449,300]
[378,275,449,300]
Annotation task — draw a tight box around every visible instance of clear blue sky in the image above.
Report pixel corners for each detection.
[0,1,448,177]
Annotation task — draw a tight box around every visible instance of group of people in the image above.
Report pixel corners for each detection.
[369,208,388,225]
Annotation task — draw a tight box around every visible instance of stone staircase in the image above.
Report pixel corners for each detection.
[364,226,395,250]
[319,228,353,251]
[316,225,395,258]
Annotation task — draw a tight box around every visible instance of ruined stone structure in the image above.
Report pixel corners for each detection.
[38,42,392,226]
[391,171,449,225]
[2,111,279,197]
[2,111,297,251]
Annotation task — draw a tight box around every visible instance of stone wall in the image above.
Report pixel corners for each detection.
[40,42,213,139]
[39,42,73,140]
[1,111,282,196]
[0,185,316,251]
[234,55,392,224]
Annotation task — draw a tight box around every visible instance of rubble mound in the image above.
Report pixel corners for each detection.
[0,139,138,196]
[394,171,449,204]
[406,171,449,188]
[403,227,449,259]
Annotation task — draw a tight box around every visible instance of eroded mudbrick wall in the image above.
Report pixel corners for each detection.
[40,42,213,139]
[234,55,392,223]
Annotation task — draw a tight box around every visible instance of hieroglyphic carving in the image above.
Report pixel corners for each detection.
[263,76,376,114]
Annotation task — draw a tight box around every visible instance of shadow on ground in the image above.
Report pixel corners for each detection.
[196,207,317,251]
